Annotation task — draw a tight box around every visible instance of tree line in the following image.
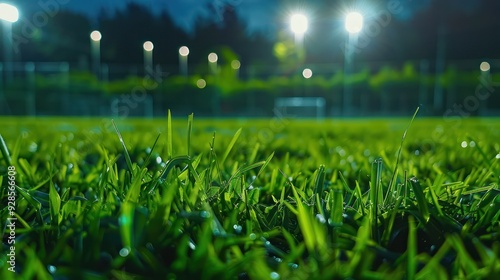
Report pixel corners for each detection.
[3,0,500,70]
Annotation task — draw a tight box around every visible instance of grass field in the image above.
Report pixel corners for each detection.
[1,114,500,279]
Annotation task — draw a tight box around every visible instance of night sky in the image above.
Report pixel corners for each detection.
[13,0,277,33]
[4,0,492,41]
[9,0,486,34]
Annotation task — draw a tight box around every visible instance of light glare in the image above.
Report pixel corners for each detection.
[231,60,241,70]
[345,12,363,34]
[90,30,102,42]
[290,14,308,34]
[179,46,189,56]
[480,62,490,72]
[196,79,206,89]
[208,52,218,63]
[143,41,154,51]
[461,141,467,148]
[302,68,312,79]
[0,3,19,23]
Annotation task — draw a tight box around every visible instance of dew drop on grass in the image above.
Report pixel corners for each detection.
[200,211,210,218]
[28,142,38,152]
[496,154,500,159]
[273,256,282,263]
[469,141,476,147]
[47,265,56,274]
[249,233,257,240]
[119,247,130,257]
[315,214,326,224]
[233,224,242,234]
[430,245,436,252]
[288,263,299,269]
[189,240,196,250]
[156,156,162,164]
[461,141,468,148]
[270,272,280,279]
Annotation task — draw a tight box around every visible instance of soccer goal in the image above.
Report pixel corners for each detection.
[274,97,326,119]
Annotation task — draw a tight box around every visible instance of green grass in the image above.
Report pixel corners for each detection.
[1,115,499,279]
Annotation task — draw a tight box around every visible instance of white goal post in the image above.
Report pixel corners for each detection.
[274,97,326,119]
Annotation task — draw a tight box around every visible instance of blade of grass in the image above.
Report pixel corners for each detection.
[187,113,193,156]
[148,155,191,193]
[448,234,479,275]
[125,166,148,203]
[428,175,445,217]
[409,177,430,223]
[228,161,265,182]
[329,182,344,227]
[167,109,173,159]
[220,128,242,167]
[385,106,420,205]
[314,164,326,197]
[407,215,417,280]
[370,158,383,242]
[142,133,161,169]
[348,217,371,277]
[254,152,274,179]
[119,202,135,251]
[112,119,134,174]
[49,179,61,227]
[0,133,12,166]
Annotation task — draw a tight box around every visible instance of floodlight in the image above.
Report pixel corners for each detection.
[0,3,19,23]
[290,14,308,34]
[345,12,363,34]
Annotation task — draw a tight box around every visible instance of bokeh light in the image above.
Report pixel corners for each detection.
[143,41,154,51]
[90,30,102,42]
[302,68,312,79]
[208,52,218,63]
[480,61,490,72]
[179,46,189,56]
[0,3,19,23]
[196,79,206,89]
[231,60,241,70]
[345,12,363,34]
[290,14,308,34]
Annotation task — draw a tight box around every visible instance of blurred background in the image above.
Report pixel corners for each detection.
[0,0,499,118]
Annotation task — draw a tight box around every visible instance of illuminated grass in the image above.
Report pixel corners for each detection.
[0,116,499,279]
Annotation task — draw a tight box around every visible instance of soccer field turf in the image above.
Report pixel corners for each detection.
[1,115,499,279]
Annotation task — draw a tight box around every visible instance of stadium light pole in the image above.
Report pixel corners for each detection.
[143,41,154,76]
[90,30,102,79]
[179,46,189,77]
[343,11,363,117]
[290,14,308,57]
[0,3,19,84]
